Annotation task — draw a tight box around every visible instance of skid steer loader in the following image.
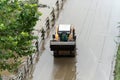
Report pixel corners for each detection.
[50,24,76,57]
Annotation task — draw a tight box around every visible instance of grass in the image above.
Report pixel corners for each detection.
[114,45,120,80]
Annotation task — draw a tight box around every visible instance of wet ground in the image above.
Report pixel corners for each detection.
[32,0,120,80]
[32,36,76,80]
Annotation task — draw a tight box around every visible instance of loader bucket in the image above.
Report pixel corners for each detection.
[50,40,76,51]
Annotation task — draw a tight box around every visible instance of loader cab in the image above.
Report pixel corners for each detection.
[58,24,71,41]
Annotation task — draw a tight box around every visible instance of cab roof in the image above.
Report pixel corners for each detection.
[58,24,71,32]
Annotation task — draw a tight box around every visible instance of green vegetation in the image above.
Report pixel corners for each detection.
[0,0,41,73]
[114,45,120,80]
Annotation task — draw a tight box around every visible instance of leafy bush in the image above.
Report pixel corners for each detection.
[0,0,41,72]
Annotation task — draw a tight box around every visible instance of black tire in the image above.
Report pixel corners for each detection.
[52,34,55,39]
[74,36,76,41]
[53,51,59,57]
[70,51,75,57]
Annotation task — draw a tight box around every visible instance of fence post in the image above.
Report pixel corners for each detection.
[55,0,59,19]
[50,8,56,27]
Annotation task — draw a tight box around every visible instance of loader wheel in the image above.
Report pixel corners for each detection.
[70,51,75,57]
[54,51,59,57]
[71,54,75,57]
[52,34,55,39]
[74,36,76,41]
